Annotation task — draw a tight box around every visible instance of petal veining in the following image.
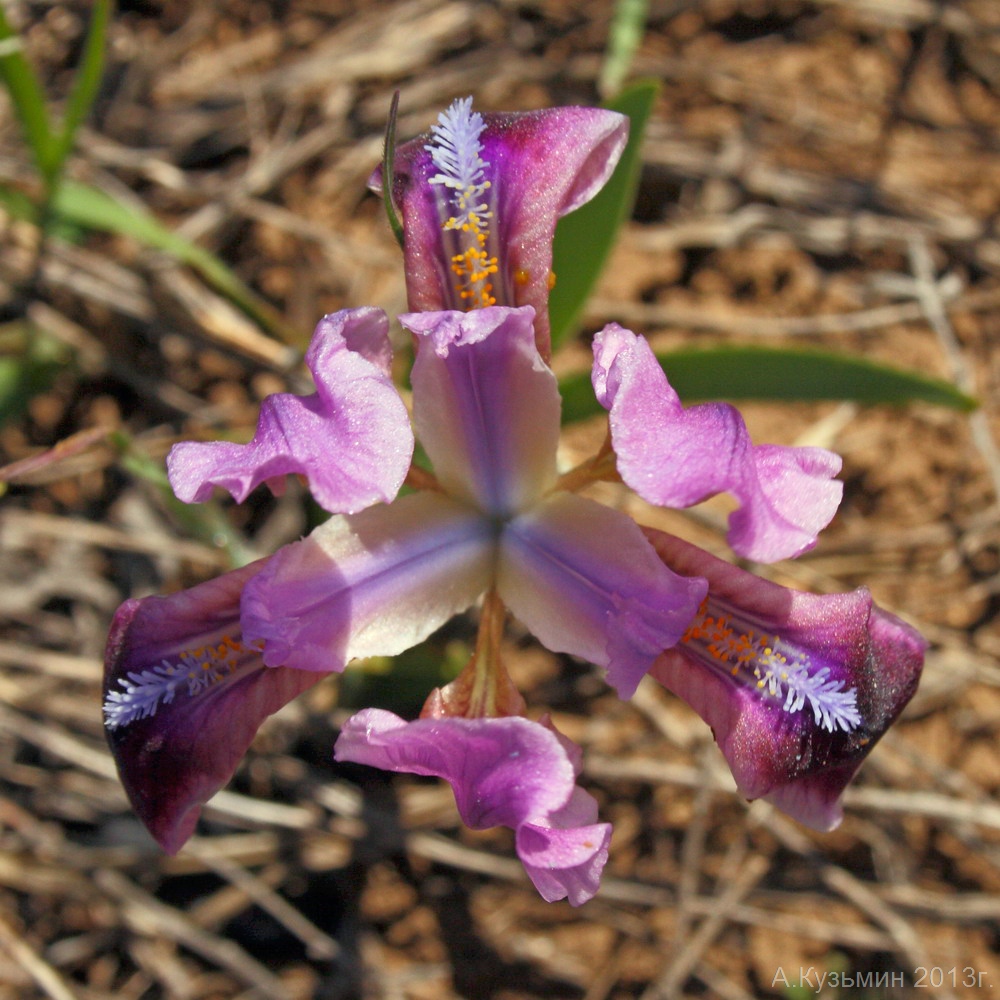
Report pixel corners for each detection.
[497,492,707,698]
[405,306,560,516]
[241,491,494,673]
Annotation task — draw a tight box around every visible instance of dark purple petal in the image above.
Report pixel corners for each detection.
[168,308,413,514]
[241,491,493,672]
[404,306,560,516]
[103,562,322,853]
[497,492,707,698]
[335,709,610,905]
[642,529,926,830]
[373,103,628,358]
[592,324,843,562]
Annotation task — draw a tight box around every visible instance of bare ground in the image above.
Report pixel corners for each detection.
[1,2,1000,998]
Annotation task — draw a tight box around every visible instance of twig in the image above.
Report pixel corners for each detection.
[96,868,292,1000]
[0,910,80,1000]
[186,846,340,962]
[641,851,769,1000]
[908,237,1000,505]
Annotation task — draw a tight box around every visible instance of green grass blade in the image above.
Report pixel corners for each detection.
[52,180,300,344]
[560,344,977,424]
[111,431,257,568]
[548,79,659,352]
[51,0,114,184]
[600,0,649,97]
[0,7,56,180]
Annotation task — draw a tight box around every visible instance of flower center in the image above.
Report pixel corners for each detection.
[681,598,862,733]
[103,631,263,729]
[426,97,499,310]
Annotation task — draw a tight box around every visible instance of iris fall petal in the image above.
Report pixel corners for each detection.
[373,104,628,357]
[103,561,321,853]
[642,529,925,830]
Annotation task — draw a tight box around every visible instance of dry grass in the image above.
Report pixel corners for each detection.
[1,1,999,998]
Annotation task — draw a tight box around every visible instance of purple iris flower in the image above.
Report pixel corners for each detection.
[104,98,924,905]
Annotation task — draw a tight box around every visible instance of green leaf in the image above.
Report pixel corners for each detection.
[50,180,300,344]
[559,344,977,424]
[51,0,114,187]
[601,0,649,97]
[381,90,405,250]
[548,79,659,352]
[0,7,56,180]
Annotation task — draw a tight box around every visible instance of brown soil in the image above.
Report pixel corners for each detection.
[1,2,999,998]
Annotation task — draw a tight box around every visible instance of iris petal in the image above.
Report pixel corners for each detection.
[405,306,560,516]
[335,709,611,905]
[592,324,843,562]
[168,308,413,514]
[373,105,629,357]
[241,491,494,672]
[642,529,925,830]
[497,492,707,698]
[103,561,321,853]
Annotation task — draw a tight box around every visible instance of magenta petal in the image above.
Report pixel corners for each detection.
[642,530,926,831]
[335,709,611,905]
[167,308,413,514]
[375,104,628,357]
[103,562,321,853]
[497,492,707,698]
[241,491,493,672]
[404,306,560,515]
[592,325,843,562]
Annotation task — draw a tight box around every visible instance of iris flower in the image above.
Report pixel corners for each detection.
[104,98,924,906]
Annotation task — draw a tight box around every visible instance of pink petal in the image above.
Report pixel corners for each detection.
[592,324,843,562]
[643,529,926,830]
[335,709,611,905]
[404,306,560,516]
[241,491,493,672]
[373,104,628,358]
[168,308,413,514]
[497,492,707,698]
[103,561,321,853]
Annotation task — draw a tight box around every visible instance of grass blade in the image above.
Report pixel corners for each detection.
[600,0,649,97]
[52,180,300,344]
[548,80,659,352]
[0,7,56,180]
[51,0,114,186]
[560,344,977,424]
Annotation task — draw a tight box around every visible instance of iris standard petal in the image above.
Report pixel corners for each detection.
[373,103,628,357]
[167,308,413,514]
[516,788,612,906]
[334,709,611,905]
[497,492,707,699]
[102,561,322,853]
[592,324,843,562]
[642,529,925,831]
[404,306,560,516]
[241,491,494,673]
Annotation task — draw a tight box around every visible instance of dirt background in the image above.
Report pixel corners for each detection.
[2,1,1000,998]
